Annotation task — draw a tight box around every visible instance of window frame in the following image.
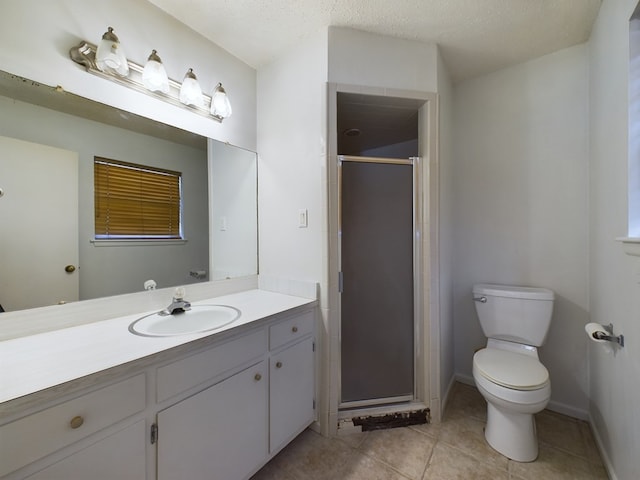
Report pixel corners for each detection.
[93,157,184,242]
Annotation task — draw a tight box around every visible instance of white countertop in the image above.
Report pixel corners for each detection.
[0,289,315,408]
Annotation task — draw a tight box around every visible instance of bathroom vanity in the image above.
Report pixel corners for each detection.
[0,288,316,480]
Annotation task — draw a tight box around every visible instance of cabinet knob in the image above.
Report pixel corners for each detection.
[291,326,298,333]
[69,415,84,429]
[276,361,283,369]
[254,373,262,381]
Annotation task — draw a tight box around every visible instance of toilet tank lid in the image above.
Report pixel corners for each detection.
[473,284,554,301]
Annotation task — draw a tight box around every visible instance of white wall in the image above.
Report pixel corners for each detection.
[437,48,455,408]
[257,29,329,432]
[328,27,438,92]
[452,45,591,417]
[256,31,328,291]
[361,139,418,158]
[630,16,640,238]
[0,0,256,150]
[588,0,640,478]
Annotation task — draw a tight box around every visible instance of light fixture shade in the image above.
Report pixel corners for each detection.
[179,68,204,107]
[95,27,129,76]
[142,50,170,94]
[210,83,232,118]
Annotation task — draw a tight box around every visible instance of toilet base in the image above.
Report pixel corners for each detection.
[485,402,538,462]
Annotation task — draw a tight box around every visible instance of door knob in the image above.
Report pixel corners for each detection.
[65,265,76,273]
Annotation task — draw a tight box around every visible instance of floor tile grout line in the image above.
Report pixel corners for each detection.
[419,437,438,480]
[351,446,418,480]
[435,435,510,473]
[538,438,596,463]
[351,438,425,480]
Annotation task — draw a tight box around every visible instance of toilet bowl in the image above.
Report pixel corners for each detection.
[473,344,550,462]
[472,284,554,462]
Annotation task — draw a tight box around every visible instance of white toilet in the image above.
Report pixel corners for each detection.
[472,283,554,462]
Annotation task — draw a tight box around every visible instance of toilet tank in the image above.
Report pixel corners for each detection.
[472,284,554,346]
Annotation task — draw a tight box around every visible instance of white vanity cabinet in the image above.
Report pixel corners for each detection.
[157,361,268,480]
[155,308,316,479]
[1,301,316,480]
[0,374,147,480]
[25,420,147,480]
[268,310,315,453]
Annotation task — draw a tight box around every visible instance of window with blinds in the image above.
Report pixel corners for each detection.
[94,157,182,239]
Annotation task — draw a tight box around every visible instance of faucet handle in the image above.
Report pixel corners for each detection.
[174,286,186,300]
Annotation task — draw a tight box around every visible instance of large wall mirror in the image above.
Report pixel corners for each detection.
[0,70,257,312]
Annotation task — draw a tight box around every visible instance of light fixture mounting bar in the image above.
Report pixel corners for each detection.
[69,41,223,122]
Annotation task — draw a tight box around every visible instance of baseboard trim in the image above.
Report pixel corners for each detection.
[454,373,475,387]
[546,400,588,421]
[589,413,619,480]
[440,374,457,418]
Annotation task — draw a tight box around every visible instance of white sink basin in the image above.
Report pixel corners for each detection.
[129,305,241,337]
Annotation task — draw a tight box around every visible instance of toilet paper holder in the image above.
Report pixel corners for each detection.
[590,323,625,347]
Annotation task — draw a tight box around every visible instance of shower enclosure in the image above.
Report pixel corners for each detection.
[339,155,417,408]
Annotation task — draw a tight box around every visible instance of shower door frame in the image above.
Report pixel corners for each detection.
[325,82,440,436]
[337,154,422,410]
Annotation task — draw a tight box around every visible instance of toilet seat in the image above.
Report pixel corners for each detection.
[474,348,549,391]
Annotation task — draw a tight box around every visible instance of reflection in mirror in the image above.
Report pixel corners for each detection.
[0,70,257,312]
[209,141,258,280]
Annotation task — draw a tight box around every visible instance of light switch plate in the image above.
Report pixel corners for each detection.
[298,209,308,228]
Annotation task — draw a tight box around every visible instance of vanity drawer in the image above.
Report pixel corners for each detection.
[0,374,146,478]
[269,310,314,351]
[156,328,267,402]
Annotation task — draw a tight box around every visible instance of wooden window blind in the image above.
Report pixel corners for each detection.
[94,157,182,239]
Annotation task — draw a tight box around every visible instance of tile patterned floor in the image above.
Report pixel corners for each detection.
[252,382,608,480]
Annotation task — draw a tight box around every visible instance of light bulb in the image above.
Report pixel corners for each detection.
[142,50,170,94]
[95,27,129,77]
[210,83,232,118]
[179,69,204,107]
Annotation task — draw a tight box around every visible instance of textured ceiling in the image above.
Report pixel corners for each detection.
[147,0,601,83]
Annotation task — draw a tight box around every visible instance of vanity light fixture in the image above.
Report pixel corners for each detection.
[179,68,204,107]
[142,50,170,94]
[69,28,231,122]
[95,27,129,77]
[210,83,232,119]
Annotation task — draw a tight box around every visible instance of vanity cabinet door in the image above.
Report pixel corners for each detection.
[269,337,315,453]
[157,361,268,480]
[25,421,146,480]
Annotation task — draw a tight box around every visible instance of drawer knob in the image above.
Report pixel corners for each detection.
[292,326,298,333]
[254,373,262,381]
[69,416,84,429]
[276,361,283,369]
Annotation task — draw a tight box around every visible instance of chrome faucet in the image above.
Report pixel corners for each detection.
[160,287,191,315]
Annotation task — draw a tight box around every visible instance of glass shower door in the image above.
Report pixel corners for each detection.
[339,157,415,407]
